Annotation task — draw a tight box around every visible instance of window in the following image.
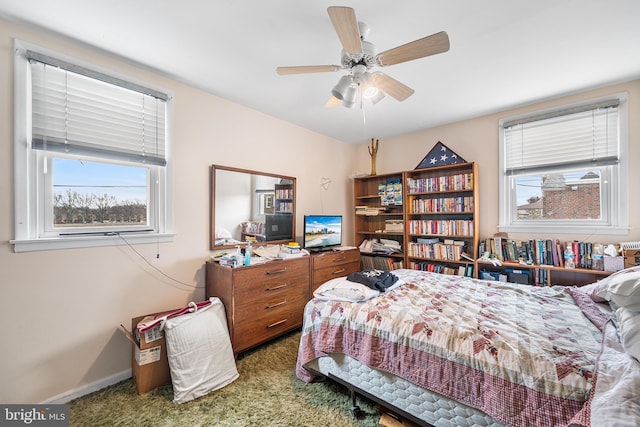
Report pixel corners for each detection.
[499,95,629,235]
[12,41,173,252]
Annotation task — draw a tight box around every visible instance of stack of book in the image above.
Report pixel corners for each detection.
[359,238,402,255]
[409,260,474,277]
[355,206,386,216]
[361,255,404,271]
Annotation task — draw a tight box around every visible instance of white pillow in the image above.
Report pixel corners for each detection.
[313,277,380,302]
[594,267,640,311]
[163,298,238,404]
[615,307,640,362]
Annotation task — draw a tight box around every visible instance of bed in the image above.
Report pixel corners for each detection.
[296,268,640,426]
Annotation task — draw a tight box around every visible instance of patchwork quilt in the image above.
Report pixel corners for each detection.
[297,269,610,426]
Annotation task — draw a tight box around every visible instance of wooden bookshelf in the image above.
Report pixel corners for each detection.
[476,260,611,286]
[476,237,614,286]
[354,172,405,270]
[274,182,293,213]
[404,162,479,277]
[353,163,479,275]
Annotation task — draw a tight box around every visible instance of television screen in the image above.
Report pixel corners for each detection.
[264,214,293,241]
[303,215,342,251]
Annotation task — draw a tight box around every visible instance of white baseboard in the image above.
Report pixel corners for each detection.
[42,369,132,404]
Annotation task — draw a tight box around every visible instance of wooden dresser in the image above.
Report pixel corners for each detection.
[206,256,310,356]
[310,247,361,294]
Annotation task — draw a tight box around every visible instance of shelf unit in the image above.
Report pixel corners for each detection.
[404,162,479,276]
[274,182,293,214]
[353,163,479,275]
[476,260,611,286]
[353,163,611,285]
[354,172,405,269]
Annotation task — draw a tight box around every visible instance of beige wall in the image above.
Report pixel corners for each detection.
[0,19,356,403]
[1,17,638,404]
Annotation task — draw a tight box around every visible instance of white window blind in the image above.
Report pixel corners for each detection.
[504,101,619,175]
[29,52,167,166]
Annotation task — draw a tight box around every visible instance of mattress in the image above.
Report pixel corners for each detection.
[307,353,503,427]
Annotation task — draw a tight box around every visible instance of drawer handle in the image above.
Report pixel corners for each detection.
[267,319,288,329]
[265,300,287,310]
[333,257,346,262]
[266,284,288,292]
[266,267,287,275]
[331,268,346,275]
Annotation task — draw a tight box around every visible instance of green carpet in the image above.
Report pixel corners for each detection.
[69,331,381,426]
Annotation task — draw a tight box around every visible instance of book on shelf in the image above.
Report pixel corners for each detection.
[361,255,403,271]
[378,179,403,206]
[443,239,465,246]
[460,251,474,262]
[408,240,467,261]
[355,206,388,216]
[479,237,607,271]
[408,219,474,236]
[416,237,440,244]
[405,172,473,194]
[410,260,474,277]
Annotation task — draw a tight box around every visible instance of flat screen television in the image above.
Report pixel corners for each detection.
[303,215,342,252]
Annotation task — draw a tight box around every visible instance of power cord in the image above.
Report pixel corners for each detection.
[118,233,204,289]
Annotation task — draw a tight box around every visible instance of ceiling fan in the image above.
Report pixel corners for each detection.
[276,6,450,108]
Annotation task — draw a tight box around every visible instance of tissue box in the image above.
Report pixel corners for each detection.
[604,256,624,272]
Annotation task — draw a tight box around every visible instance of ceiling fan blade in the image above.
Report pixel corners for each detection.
[372,73,414,101]
[377,31,450,66]
[276,65,341,75]
[325,96,341,108]
[327,6,362,56]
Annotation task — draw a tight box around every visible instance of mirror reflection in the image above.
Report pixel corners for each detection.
[211,165,295,249]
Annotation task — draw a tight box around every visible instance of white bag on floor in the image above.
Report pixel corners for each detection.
[163,297,238,404]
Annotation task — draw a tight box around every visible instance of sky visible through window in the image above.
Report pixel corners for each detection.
[53,158,147,205]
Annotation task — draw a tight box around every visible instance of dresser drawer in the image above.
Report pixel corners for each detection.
[311,249,361,292]
[233,258,309,304]
[232,305,304,352]
[313,261,360,287]
[234,288,307,323]
[312,249,360,270]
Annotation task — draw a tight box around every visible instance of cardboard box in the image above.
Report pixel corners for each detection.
[121,309,176,394]
[624,249,640,269]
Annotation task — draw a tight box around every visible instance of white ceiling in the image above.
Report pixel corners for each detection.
[1,0,639,144]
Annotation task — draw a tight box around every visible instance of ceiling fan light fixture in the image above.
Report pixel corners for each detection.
[362,83,378,98]
[342,84,358,108]
[331,75,353,100]
[343,99,356,109]
[369,90,386,104]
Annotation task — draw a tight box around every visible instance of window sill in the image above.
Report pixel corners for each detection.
[498,224,630,236]
[10,232,175,253]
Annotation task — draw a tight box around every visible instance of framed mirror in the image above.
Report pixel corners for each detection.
[210,165,296,249]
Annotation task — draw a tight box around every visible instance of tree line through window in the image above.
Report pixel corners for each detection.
[53,189,147,226]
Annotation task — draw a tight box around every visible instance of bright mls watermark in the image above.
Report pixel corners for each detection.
[1,405,68,426]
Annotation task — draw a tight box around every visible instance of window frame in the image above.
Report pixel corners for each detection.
[12,40,174,252]
[498,94,629,236]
